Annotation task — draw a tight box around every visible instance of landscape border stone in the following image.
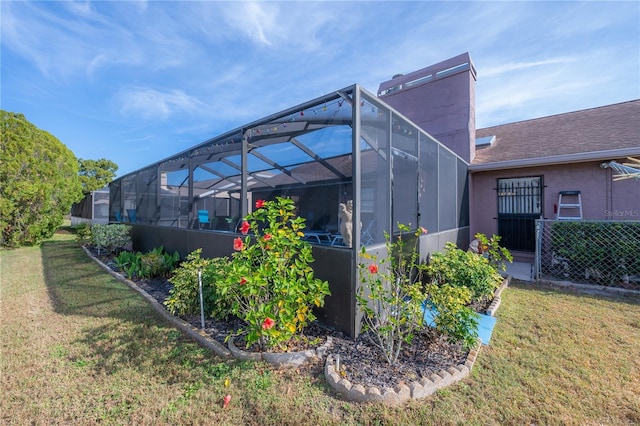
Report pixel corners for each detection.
[323,274,507,405]
[487,274,511,316]
[228,336,333,368]
[83,246,333,368]
[324,337,482,405]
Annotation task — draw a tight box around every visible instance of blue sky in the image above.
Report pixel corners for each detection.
[2,1,638,178]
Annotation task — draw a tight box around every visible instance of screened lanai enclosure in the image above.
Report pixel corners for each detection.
[109,85,469,337]
[71,188,109,226]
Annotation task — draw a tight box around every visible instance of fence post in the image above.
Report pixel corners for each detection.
[534,220,542,281]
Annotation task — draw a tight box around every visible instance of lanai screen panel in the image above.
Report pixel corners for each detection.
[122,175,136,222]
[391,114,419,231]
[159,161,190,228]
[419,133,439,232]
[109,180,121,222]
[136,166,158,224]
[360,92,391,246]
[438,147,458,231]
[457,158,469,228]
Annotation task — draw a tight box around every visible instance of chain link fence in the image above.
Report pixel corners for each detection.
[535,220,640,290]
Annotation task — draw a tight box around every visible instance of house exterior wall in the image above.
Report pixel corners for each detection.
[470,159,640,238]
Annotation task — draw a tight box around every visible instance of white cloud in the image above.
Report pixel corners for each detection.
[481,57,576,78]
[116,86,209,120]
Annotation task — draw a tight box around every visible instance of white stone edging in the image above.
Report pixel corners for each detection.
[324,338,482,405]
[228,336,333,368]
[487,274,511,317]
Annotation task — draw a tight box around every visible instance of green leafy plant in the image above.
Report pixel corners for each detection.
[426,242,503,302]
[356,224,428,365]
[91,224,131,255]
[217,197,331,350]
[114,250,142,279]
[426,284,478,348]
[74,223,92,244]
[115,246,180,280]
[474,233,513,272]
[550,221,640,286]
[139,246,180,278]
[165,249,232,320]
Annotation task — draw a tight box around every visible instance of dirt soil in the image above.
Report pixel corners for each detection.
[90,248,471,389]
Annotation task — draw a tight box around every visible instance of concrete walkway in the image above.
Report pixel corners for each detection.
[505,262,533,281]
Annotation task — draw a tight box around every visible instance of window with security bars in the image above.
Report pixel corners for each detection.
[497,177,542,214]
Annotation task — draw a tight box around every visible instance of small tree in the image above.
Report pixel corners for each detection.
[1,110,83,247]
[77,158,118,194]
[356,224,428,365]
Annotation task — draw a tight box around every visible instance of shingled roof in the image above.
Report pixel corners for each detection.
[471,99,640,171]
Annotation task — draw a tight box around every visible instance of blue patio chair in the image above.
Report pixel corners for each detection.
[198,210,209,229]
[127,209,136,223]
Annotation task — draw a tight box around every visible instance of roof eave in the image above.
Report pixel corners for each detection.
[469,147,640,172]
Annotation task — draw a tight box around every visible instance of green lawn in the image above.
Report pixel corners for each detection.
[1,228,639,425]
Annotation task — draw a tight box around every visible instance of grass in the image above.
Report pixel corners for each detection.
[1,227,639,425]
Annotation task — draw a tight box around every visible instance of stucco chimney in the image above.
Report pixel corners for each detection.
[377,52,477,163]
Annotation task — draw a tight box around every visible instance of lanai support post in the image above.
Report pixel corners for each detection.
[241,130,248,218]
[351,86,362,337]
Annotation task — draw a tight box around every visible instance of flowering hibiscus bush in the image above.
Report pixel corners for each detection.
[356,224,428,365]
[217,197,331,350]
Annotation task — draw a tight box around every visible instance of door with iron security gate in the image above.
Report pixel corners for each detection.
[497,177,542,251]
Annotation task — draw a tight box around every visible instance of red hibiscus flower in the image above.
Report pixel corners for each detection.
[263,233,272,241]
[368,264,379,274]
[262,317,275,330]
[255,199,265,209]
[233,237,244,251]
[239,278,247,285]
[240,221,250,234]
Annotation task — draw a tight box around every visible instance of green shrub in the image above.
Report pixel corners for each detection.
[114,246,180,280]
[74,223,92,244]
[426,284,478,348]
[165,249,231,320]
[216,197,331,350]
[551,221,640,285]
[426,242,503,301]
[91,224,131,255]
[140,246,180,278]
[356,224,428,365]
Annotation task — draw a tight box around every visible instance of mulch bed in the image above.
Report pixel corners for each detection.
[88,247,471,389]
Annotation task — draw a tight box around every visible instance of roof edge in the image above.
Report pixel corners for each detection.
[469,147,640,172]
[476,99,640,132]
